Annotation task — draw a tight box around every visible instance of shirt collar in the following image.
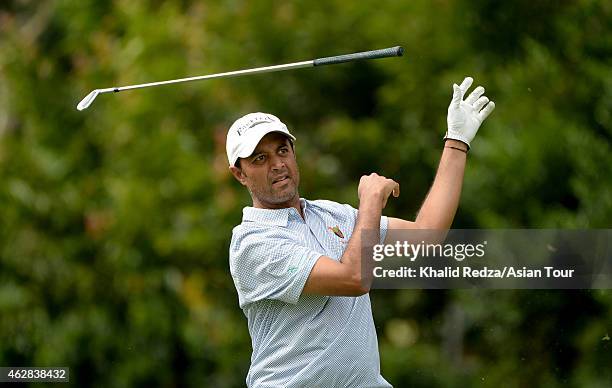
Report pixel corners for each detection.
[242,198,307,226]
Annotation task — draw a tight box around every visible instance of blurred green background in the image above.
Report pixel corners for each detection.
[1,0,611,387]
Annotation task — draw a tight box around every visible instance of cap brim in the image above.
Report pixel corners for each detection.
[233,123,296,164]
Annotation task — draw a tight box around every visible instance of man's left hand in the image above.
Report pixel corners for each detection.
[445,76,496,149]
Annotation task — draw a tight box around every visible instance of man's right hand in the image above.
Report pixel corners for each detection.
[303,173,399,297]
[358,173,400,209]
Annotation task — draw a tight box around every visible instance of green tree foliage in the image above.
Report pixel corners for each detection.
[0,1,610,386]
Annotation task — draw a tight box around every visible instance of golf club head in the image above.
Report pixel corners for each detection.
[77,89,100,111]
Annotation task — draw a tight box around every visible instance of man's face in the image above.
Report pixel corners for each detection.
[230,132,300,209]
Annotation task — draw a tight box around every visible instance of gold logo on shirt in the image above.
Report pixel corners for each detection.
[328,225,345,239]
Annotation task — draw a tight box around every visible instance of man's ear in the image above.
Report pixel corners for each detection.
[229,165,247,186]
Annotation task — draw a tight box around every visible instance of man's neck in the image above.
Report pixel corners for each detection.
[252,196,304,219]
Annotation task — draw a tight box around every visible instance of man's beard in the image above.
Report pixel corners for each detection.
[249,179,298,206]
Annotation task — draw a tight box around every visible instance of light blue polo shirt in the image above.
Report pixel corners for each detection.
[229,198,392,388]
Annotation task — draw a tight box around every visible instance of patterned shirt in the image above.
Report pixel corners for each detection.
[229,198,392,387]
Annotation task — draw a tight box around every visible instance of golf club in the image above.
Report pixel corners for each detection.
[76,46,404,111]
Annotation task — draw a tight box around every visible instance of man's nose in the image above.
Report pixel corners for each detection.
[269,155,286,170]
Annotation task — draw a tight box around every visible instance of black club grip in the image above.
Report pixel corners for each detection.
[313,46,404,67]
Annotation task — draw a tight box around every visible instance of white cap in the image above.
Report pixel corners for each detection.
[226,112,296,166]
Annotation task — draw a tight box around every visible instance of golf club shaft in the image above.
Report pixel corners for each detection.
[114,61,312,92]
[114,46,403,93]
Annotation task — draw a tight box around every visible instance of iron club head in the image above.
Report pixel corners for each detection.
[77,89,101,111]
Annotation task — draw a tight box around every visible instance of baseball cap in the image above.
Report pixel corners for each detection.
[226,112,296,166]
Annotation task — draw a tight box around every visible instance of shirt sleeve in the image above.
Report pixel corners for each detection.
[230,227,322,308]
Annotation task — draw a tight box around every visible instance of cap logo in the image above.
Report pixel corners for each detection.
[235,115,277,136]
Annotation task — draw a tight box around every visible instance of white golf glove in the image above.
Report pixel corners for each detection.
[445,76,495,149]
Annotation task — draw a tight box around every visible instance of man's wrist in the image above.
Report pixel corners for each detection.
[359,193,384,212]
[444,139,469,152]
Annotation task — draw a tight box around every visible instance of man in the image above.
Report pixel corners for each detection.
[227,77,495,387]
